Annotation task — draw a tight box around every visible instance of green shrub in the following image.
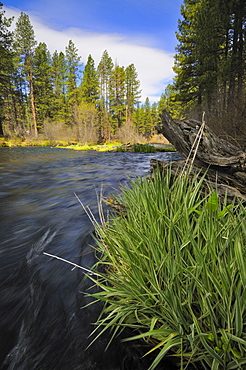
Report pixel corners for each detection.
[132,144,157,152]
[90,168,246,369]
[116,144,157,152]
[116,146,127,152]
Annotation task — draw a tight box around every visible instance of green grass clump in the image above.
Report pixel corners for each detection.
[157,145,176,152]
[116,144,157,152]
[132,144,157,153]
[90,168,246,369]
[116,146,127,152]
[59,142,122,151]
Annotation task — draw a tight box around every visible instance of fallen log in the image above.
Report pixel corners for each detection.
[154,110,246,201]
[150,158,246,203]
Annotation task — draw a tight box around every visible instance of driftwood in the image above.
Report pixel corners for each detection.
[153,110,246,202]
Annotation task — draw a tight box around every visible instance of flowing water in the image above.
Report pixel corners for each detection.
[0,147,182,370]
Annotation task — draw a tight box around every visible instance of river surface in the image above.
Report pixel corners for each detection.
[0,146,182,370]
[0,147,182,273]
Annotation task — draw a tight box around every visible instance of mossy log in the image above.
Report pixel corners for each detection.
[154,110,246,201]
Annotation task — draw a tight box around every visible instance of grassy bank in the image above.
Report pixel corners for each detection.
[0,138,175,153]
[57,142,175,152]
[90,168,246,369]
[56,142,122,151]
[0,137,55,147]
[116,143,176,153]
[0,138,122,150]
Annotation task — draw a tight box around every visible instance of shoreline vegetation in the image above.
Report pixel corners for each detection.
[90,166,246,370]
[0,137,176,153]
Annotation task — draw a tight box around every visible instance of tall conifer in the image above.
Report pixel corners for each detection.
[125,63,141,124]
[174,0,246,124]
[142,97,152,138]
[98,50,113,112]
[33,42,53,129]
[51,51,67,121]
[65,40,81,107]
[97,50,113,141]
[13,12,38,136]
[80,54,99,104]
[108,64,126,132]
[0,3,14,135]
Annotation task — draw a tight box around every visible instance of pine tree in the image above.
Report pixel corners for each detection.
[33,42,53,129]
[174,0,246,122]
[0,2,14,135]
[132,102,145,134]
[108,64,126,133]
[51,51,67,122]
[97,50,113,141]
[158,85,183,119]
[227,0,246,105]
[65,40,81,107]
[13,12,38,136]
[193,0,229,111]
[173,0,201,109]
[142,97,153,138]
[98,50,113,112]
[125,63,141,124]
[80,54,99,104]
[151,102,160,127]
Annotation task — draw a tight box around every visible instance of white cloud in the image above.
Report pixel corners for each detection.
[5,6,175,102]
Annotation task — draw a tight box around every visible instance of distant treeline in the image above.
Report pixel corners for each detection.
[0,6,165,143]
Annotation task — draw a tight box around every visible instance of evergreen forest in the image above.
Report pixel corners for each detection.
[0,0,246,147]
[0,4,161,144]
[164,0,246,148]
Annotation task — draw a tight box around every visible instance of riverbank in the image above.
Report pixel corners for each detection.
[57,143,176,152]
[0,137,176,153]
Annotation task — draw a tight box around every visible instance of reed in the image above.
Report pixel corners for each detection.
[90,168,246,370]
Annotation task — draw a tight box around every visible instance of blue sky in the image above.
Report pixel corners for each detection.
[3,0,184,102]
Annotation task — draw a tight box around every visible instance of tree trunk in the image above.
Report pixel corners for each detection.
[29,78,38,137]
[0,117,4,136]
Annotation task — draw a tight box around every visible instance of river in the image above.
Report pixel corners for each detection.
[0,147,182,370]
